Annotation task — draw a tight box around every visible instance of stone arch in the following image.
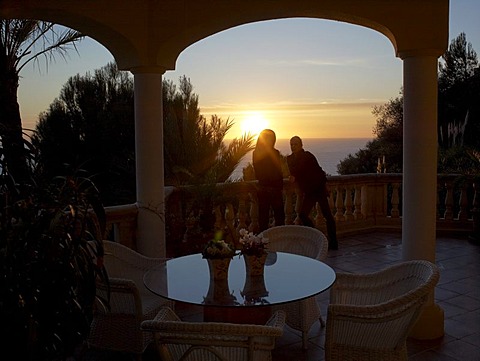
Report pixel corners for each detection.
[1,1,448,71]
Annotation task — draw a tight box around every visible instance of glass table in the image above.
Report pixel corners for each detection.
[143,251,336,324]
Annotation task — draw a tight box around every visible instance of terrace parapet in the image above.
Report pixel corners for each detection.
[104,173,477,250]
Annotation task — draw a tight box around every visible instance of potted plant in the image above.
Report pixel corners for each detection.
[238,228,269,277]
[0,135,106,360]
[202,231,236,278]
[201,231,236,304]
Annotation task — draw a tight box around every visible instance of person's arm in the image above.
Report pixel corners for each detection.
[306,151,327,186]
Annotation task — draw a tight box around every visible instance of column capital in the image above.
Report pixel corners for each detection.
[397,48,443,60]
[129,66,167,75]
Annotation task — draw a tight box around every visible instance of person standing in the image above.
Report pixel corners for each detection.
[287,136,338,250]
[252,129,285,232]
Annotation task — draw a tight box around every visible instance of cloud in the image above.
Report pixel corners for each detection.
[201,99,384,116]
[259,57,369,67]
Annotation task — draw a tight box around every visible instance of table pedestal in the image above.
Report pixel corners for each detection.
[203,305,272,324]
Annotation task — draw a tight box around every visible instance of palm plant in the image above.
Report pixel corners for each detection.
[0,19,83,183]
[163,76,255,186]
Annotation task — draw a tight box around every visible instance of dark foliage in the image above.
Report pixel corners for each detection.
[0,134,106,361]
[163,76,255,186]
[33,63,136,206]
[337,94,403,174]
[34,69,254,206]
[338,33,480,175]
[438,32,480,150]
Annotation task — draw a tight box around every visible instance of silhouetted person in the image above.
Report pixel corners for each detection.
[287,136,338,250]
[252,129,285,232]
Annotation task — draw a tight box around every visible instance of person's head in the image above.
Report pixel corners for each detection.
[256,129,277,149]
[290,136,303,154]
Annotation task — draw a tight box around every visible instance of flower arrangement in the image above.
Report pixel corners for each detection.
[238,228,269,256]
[202,231,236,259]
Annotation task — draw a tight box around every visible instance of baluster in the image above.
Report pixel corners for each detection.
[457,181,469,222]
[344,184,354,221]
[284,185,295,225]
[390,183,400,218]
[444,180,454,220]
[249,192,259,233]
[214,205,224,232]
[183,211,197,243]
[361,185,369,219]
[353,184,363,220]
[294,188,304,225]
[335,185,345,221]
[224,203,235,240]
[327,185,335,213]
[314,201,326,228]
[471,180,480,243]
[237,193,248,232]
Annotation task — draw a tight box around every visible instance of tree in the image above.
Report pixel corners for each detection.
[438,32,480,149]
[338,33,480,175]
[337,92,403,174]
[337,146,378,175]
[34,68,254,205]
[33,62,136,205]
[0,20,83,183]
[439,32,478,91]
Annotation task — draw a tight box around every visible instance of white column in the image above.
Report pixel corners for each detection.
[402,53,444,339]
[133,71,165,257]
[402,54,438,261]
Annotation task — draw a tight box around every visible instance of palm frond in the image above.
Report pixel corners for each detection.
[18,22,84,73]
[212,133,255,183]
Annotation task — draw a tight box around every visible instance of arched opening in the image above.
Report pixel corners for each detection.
[164,18,402,141]
[19,31,114,130]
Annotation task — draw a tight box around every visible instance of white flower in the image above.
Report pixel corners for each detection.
[238,228,269,255]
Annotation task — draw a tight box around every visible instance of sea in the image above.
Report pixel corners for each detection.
[230,138,372,180]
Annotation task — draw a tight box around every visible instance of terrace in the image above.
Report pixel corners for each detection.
[0,1,461,357]
[90,173,480,360]
[84,232,480,361]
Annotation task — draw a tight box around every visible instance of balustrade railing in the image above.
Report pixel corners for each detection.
[104,173,478,249]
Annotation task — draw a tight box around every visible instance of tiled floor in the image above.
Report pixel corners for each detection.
[267,232,480,361]
[85,232,480,360]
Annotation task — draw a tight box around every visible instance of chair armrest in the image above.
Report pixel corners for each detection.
[96,277,142,319]
[265,309,286,330]
[98,277,138,293]
[331,261,439,305]
[141,309,285,338]
[151,306,182,322]
[328,290,428,320]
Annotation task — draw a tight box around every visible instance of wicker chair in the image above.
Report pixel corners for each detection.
[325,260,440,361]
[141,307,286,361]
[259,225,329,349]
[88,241,172,360]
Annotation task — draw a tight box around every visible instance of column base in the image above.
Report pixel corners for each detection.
[409,303,444,340]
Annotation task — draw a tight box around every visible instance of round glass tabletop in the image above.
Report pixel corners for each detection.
[143,252,336,308]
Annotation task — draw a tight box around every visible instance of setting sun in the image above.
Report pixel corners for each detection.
[240,112,269,138]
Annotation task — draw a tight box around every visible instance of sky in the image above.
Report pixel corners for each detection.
[18,0,480,140]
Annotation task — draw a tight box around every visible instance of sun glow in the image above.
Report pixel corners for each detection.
[240,112,269,138]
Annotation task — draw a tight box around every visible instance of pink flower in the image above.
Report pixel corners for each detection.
[239,228,269,256]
